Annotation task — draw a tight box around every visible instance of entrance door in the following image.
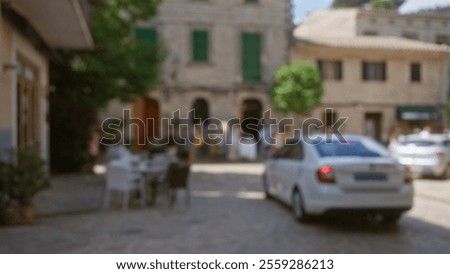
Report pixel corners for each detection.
[133,98,160,150]
[241,99,262,140]
[17,59,39,149]
[365,113,382,142]
[191,98,209,125]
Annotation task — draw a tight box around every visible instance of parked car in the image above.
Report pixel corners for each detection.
[389,134,450,179]
[263,135,413,223]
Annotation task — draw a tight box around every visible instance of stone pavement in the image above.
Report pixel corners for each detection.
[413,178,450,205]
[35,173,104,216]
[0,163,449,253]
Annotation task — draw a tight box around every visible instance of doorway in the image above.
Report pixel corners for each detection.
[191,98,209,125]
[241,99,262,140]
[365,112,382,142]
[133,97,160,150]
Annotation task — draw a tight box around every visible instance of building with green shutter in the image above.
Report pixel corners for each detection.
[101,0,292,154]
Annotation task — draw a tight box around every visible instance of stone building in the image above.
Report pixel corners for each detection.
[102,0,292,152]
[293,9,450,143]
[0,1,93,163]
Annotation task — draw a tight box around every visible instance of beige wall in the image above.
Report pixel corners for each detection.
[294,46,448,106]
[148,0,291,88]
[292,45,449,142]
[147,87,279,128]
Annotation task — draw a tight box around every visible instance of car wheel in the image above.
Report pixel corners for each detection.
[262,173,271,199]
[292,190,311,223]
[440,166,450,180]
[382,213,402,224]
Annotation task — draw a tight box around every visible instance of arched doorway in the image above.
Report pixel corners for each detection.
[133,97,160,150]
[241,99,262,140]
[188,98,210,157]
[191,98,209,125]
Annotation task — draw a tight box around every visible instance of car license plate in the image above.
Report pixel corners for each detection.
[354,173,387,181]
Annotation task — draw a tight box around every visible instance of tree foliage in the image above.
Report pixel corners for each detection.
[369,0,402,10]
[332,0,367,8]
[270,61,324,114]
[332,0,404,9]
[50,0,163,172]
[59,0,163,108]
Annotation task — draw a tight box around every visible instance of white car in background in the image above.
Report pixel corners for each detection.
[263,135,413,223]
[389,134,450,179]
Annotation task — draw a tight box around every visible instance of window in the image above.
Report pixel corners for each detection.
[363,30,378,36]
[314,140,381,158]
[16,59,40,149]
[410,63,421,82]
[134,27,157,47]
[436,34,450,45]
[242,32,262,82]
[317,60,343,80]
[192,30,209,63]
[323,109,337,129]
[362,61,386,81]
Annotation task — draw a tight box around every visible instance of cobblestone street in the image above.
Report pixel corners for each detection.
[0,163,449,254]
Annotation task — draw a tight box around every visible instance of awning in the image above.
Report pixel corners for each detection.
[396,106,439,121]
[10,0,94,49]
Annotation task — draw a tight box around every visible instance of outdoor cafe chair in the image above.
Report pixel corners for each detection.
[165,162,191,208]
[103,160,146,210]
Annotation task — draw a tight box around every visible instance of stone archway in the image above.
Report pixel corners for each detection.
[191,98,209,125]
[240,98,262,140]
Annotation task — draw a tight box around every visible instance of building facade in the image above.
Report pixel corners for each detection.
[0,0,93,163]
[102,0,292,152]
[356,9,450,44]
[293,9,450,143]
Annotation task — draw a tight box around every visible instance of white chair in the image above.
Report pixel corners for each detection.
[106,145,133,161]
[103,160,146,210]
[140,154,179,205]
[238,140,258,161]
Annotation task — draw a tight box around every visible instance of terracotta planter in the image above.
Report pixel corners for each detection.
[1,203,36,226]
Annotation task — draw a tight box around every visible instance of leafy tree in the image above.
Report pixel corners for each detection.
[50,0,163,172]
[370,0,401,10]
[270,61,324,114]
[332,0,368,8]
[332,0,404,9]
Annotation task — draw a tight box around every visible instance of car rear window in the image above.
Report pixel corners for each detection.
[314,140,381,157]
[399,140,437,146]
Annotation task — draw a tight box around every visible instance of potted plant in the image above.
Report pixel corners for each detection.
[0,147,50,225]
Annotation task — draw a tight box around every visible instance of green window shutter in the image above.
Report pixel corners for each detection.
[244,0,258,3]
[192,30,209,63]
[135,27,157,47]
[242,33,262,83]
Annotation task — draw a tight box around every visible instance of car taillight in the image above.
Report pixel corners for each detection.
[317,166,335,183]
[436,152,445,158]
[404,166,414,184]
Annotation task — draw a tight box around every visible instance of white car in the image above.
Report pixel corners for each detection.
[389,134,450,179]
[263,135,414,223]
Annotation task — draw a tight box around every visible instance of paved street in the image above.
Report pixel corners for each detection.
[0,163,449,254]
